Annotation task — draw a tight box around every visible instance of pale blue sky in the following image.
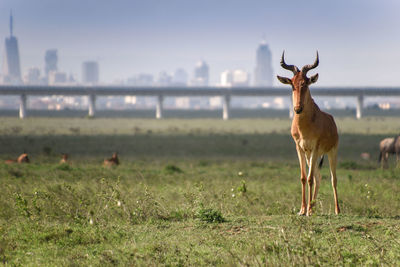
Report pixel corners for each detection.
[0,0,399,86]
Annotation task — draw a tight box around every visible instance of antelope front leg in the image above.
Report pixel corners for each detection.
[306,151,318,216]
[296,145,307,215]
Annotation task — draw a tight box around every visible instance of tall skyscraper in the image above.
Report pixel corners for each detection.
[45,49,58,76]
[3,11,22,84]
[82,61,99,84]
[191,60,209,86]
[254,40,273,86]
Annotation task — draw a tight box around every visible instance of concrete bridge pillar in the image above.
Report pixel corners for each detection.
[156,95,164,119]
[222,95,231,120]
[356,95,364,119]
[88,94,96,117]
[19,94,27,119]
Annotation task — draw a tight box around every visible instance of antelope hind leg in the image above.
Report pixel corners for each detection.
[312,166,322,209]
[328,148,340,215]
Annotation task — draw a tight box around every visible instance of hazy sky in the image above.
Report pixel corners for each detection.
[1,0,400,86]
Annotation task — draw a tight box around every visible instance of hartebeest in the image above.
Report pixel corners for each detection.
[104,152,119,167]
[277,51,340,216]
[378,136,400,168]
[5,153,30,164]
[60,153,69,164]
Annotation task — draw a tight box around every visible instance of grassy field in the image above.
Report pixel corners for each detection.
[1,117,400,266]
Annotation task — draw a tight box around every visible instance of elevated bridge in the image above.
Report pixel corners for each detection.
[1,85,399,119]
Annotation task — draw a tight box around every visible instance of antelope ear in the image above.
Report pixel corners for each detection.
[277,76,292,85]
[309,73,319,84]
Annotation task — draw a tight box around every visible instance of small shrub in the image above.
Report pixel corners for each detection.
[8,169,23,178]
[198,160,209,167]
[196,207,225,223]
[164,164,183,174]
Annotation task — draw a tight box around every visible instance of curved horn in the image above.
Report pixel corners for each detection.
[280,51,299,74]
[302,51,319,76]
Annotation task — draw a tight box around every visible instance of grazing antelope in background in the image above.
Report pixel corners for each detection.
[104,152,119,166]
[277,51,340,216]
[60,153,69,164]
[378,136,400,168]
[5,153,30,164]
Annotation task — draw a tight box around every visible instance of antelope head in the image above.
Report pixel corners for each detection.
[277,51,319,114]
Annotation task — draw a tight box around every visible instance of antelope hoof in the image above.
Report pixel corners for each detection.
[306,209,313,216]
[298,209,306,216]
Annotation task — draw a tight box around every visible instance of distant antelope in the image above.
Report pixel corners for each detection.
[104,152,119,166]
[5,153,30,164]
[60,153,69,164]
[277,51,340,216]
[378,136,400,168]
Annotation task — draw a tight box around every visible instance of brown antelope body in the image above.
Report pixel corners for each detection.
[277,51,340,216]
[104,152,119,166]
[60,153,69,164]
[5,153,30,164]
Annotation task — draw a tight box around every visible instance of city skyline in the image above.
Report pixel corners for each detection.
[0,1,399,86]
[0,11,271,87]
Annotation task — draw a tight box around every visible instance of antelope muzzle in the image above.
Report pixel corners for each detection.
[294,106,303,114]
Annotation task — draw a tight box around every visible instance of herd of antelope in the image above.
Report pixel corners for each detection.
[4,152,120,167]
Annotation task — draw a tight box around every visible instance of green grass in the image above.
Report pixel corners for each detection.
[0,117,400,266]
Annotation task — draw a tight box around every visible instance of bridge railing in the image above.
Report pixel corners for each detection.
[0,85,399,119]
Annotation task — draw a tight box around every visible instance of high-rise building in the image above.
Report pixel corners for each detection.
[3,11,22,84]
[45,49,58,77]
[254,41,273,86]
[126,74,154,86]
[220,70,250,87]
[24,67,41,85]
[48,71,67,85]
[157,71,172,86]
[82,61,99,84]
[220,70,233,87]
[191,60,209,86]
[172,68,188,86]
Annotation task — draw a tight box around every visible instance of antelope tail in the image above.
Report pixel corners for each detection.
[319,156,324,169]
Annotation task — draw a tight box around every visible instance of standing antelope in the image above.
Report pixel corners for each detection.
[277,51,340,216]
[378,136,400,168]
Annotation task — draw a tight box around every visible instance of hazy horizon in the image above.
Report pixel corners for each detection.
[1,0,399,86]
